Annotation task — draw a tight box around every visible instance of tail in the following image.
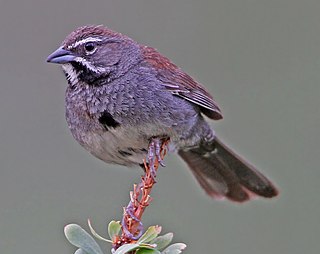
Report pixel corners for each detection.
[178,137,278,202]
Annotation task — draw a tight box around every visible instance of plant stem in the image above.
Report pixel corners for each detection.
[116,138,169,247]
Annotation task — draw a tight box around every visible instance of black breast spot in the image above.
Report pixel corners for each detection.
[98,111,120,130]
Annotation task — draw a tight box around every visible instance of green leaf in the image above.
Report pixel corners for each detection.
[113,243,158,254]
[150,233,173,251]
[88,219,112,243]
[108,220,121,240]
[75,249,89,254]
[113,243,140,254]
[136,247,161,254]
[138,225,162,243]
[162,243,187,254]
[64,224,103,254]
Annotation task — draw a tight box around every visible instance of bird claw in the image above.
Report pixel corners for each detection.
[147,138,166,179]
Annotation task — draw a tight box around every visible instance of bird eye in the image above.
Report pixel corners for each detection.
[84,42,96,53]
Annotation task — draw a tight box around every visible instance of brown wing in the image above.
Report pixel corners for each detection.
[142,46,223,120]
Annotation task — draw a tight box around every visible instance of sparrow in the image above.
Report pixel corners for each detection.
[47,25,278,202]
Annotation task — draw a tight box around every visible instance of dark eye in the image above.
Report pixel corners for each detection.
[84,42,96,53]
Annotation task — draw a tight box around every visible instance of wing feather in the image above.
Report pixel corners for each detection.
[142,46,223,120]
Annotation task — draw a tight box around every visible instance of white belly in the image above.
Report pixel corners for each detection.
[80,123,177,166]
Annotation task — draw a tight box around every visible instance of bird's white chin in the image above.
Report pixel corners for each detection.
[62,63,80,86]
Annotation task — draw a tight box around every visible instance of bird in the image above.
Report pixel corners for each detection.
[47,25,278,202]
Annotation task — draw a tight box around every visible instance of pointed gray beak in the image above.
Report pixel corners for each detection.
[46,46,76,64]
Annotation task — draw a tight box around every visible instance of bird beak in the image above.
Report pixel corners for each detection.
[46,46,76,64]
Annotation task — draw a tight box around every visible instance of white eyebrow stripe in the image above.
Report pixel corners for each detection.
[69,37,103,49]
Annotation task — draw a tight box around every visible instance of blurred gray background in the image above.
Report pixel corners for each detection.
[0,0,319,253]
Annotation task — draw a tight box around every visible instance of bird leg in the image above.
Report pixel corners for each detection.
[147,137,168,179]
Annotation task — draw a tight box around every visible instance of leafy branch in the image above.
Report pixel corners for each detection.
[64,138,187,254]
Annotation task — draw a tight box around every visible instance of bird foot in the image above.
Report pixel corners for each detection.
[148,138,167,179]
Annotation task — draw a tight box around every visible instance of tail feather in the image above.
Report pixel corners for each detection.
[179,150,229,199]
[178,138,278,202]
